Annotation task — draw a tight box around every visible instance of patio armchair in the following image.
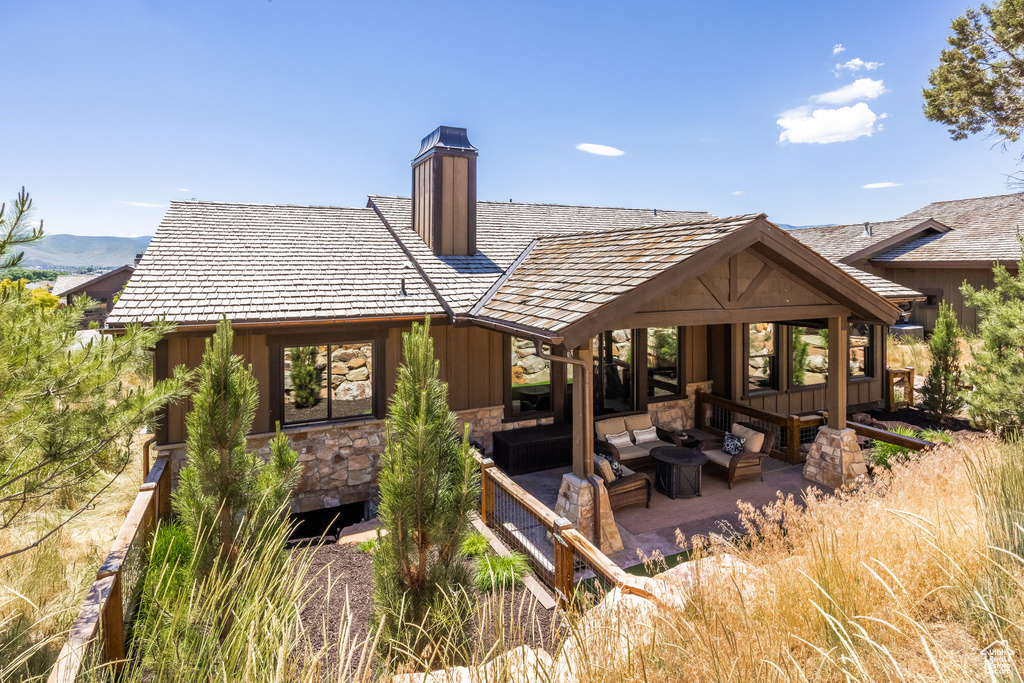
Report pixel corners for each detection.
[699,422,775,489]
[594,413,678,468]
[594,455,651,511]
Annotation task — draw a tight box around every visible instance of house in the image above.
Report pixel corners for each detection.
[52,264,136,325]
[792,193,1024,332]
[108,126,922,545]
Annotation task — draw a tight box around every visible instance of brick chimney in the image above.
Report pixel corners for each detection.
[411,126,477,256]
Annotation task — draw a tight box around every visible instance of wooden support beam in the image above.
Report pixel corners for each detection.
[826,315,848,430]
[572,343,595,479]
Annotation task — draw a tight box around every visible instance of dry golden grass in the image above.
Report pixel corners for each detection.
[0,432,149,677]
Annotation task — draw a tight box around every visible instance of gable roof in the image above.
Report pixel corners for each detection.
[874,193,1024,264]
[52,265,135,297]
[464,215,905,346]
[369,196,713,314]
[789,218,948,264]
[107,201,441,327]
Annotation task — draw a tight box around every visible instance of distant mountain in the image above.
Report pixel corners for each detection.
[776,223,836,231]
[17,234,152,269]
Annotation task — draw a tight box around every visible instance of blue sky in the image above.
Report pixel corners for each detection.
[2,0,1019,237]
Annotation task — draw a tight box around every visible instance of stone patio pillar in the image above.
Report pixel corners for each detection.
[554,473,623,554]
[803,425,868,489]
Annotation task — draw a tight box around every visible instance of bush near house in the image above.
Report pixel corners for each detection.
[921,301,966,424]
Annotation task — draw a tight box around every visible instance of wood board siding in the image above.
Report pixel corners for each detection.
[880,266,1001,332]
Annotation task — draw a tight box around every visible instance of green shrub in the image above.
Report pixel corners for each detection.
[289,346,321,410]
[355,537,377,554]
[475,552,529,592]
[921,302,965,424]
[137,521,193,626]
[870,426,952,470]
[460,532,490,558]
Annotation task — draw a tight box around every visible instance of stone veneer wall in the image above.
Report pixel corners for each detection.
[159,404,554,514]
[648,381,713,432]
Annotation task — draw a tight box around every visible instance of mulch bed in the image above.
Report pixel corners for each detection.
[292,541,561,675]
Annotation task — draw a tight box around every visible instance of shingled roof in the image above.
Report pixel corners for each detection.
[107,201,441,326]
[874,193,1024,263]
[53,266,135,297]
[370,196,712,314]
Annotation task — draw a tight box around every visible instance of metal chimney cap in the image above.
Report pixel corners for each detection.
[414,126,477,161]
[862,221,873,238]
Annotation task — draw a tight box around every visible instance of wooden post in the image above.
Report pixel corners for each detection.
[102,573,125,669]
[572,343,595,480]
[907,367,915,408]
[826,315,848,430]
[552,517,574,609]
[480,458,495,525]
[787,414,801,464]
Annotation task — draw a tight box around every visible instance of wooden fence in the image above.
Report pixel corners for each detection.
[694,392,825,464]
[886,367,915,411]
[476,455,655,609]
[48,442,171,683]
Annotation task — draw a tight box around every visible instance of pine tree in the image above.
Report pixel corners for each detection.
[962,243,1024,433]
[289,346,320,409]
[792,327,810,385]
[173,317,300,563]
[371,316,480,663]
[0,188,190,560]
[921,302,966,425]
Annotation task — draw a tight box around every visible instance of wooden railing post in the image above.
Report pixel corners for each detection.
[100,571,125,670]
[480,458,495,525]
[552,517,573,609]
[907,367,915,408]
[786,415,801,464]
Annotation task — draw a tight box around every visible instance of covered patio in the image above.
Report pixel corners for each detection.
[464,213,909,554]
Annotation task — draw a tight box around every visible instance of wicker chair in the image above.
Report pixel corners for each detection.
[699,421,775,489]
[595,456,651,510]
[594,413,678,469]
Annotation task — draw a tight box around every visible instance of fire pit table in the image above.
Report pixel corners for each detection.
[649,446,708,499]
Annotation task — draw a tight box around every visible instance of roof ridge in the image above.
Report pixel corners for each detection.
[169,199,375,211]
[532,213,765,242]
[908,191,1024,209]
[367,194,712,215]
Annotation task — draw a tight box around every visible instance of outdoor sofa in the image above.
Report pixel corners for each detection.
[594,413,679,469]
[698,421,775,488]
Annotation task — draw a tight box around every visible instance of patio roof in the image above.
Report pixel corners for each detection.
[463,214,907,348]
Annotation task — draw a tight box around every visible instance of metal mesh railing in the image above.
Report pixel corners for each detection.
[488,478,557,587]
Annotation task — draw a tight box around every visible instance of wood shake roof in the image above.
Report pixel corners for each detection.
[107,201,442,326]
[53,267,134,297]
[789,218,942,262]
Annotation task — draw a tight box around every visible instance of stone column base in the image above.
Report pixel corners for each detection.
[803,426,868,489]
[554,473,623,554]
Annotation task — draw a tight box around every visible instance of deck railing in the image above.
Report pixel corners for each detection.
[886,367,915,411]
[476,455,654,609]
[694,392,824,464]
[48,442,171,683]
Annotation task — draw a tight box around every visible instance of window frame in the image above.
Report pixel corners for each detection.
[503,335,558,423]
[788,322,828,392]
[746,322,780,396]
[848,322,876,381]
[270,333,384,427]
[645,326,688,403]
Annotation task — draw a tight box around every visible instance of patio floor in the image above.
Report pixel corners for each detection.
[512,457,826,570]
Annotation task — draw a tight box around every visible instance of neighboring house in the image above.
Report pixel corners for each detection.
[52,265,135,325]
[25,280,54,291]
[108,126,921,516]
[793,193,1024,332]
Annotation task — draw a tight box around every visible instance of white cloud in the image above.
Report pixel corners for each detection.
[116,200,166,208]
[175,188,189,192]
[777,102,879,144]
[862,181,902,189]
[810,78,887,105]
[576,143,625,156]
[833,43,846,55]
[731,190,744,195]
[835,57,883,72]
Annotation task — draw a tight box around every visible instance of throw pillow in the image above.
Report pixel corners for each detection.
[605,431,633,449]
[723,432,746,456]
[633,425,660,444]
[594,456,616,484]
[607,458,624,479]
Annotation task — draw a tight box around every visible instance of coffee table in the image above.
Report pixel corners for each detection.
[650,446,708,499]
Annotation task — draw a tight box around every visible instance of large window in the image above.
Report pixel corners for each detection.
[849,323,874,378]
[647,327,683,399]
[510,337,552,417]
[594,329,635,414]
[747,323,778,392]
[283,342,373,424]
[791,325,828,387]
